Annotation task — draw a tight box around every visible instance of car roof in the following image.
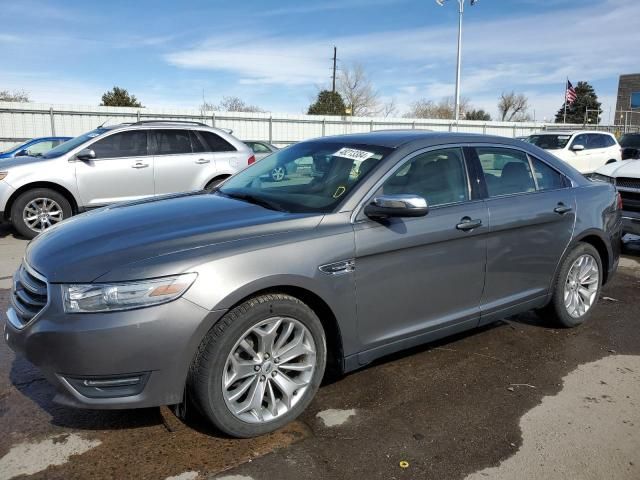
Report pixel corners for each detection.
[531,130,613,136]
[310,130,527,149]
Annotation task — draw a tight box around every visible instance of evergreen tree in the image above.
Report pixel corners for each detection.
[555,81,601,124]
[101,86,143,107]
[308,90,346,115]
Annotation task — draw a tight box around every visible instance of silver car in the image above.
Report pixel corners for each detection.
[5,131,621,438]
[0,121,253,238]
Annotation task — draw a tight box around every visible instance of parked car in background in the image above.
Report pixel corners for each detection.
[5,131,621,438]
[0,136,72,159]
[244,141,285,181]
[0,121,253,238]
[620,133,640,160]
[244,141,279,161]
[526,131,621,174]
[592,160,640,235]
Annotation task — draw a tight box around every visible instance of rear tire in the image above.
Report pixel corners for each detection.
[606,159,617,165]
[10,188,72,239]
[189,293,326,438]
[204,176,229,192]
[541,242,602,328]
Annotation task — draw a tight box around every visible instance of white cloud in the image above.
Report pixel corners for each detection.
[165,0,640,118]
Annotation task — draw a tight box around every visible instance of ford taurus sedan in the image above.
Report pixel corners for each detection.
[5,131,621,438]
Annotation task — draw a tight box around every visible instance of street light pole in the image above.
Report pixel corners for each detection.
[436,0,478,122]
[454,0,463,122]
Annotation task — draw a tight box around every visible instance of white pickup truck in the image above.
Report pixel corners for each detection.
[593,161,640,235]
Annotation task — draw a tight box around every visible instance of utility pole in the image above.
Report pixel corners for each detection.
[332,46,337,93]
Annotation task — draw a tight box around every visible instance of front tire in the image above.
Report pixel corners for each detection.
[189,294,326,438]
[270,166,286,182]
[10,188,72,239]
[542,242,602,328]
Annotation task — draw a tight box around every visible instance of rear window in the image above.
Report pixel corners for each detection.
[526,134,572,150]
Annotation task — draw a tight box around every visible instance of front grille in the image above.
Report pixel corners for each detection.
[616,177,640,190]
[10,263,48,328]
[620,190,640,213]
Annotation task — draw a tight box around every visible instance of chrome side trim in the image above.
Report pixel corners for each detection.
[319,259,356,275]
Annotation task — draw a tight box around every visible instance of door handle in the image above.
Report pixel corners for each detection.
[554,204,573,215]
[195,158,210,164]
[131,162,149,169]
[456,217,483,231]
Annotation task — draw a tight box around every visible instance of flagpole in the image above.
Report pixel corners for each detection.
[563,78,568,124]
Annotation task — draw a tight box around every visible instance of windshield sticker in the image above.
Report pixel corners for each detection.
[333,147,375,161]
[558,136,570,140]
[87,133,100,138]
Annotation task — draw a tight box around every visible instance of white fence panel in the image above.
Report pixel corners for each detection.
[0,101,597,150]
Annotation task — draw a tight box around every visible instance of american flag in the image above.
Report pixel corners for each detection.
[565,80,577,105]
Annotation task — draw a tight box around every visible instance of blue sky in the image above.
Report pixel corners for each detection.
[1,0,638,120]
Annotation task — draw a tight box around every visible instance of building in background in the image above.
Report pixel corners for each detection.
[615,73,640,128]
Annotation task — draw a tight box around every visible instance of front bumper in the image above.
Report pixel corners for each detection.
[5,284,226,409]
[622,210,640,236]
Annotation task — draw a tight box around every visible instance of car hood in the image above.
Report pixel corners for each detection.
[25,192,322,282]
[0,155,46,167]
[594,160,640,178]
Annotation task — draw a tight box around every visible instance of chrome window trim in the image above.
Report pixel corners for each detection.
[351,144,473,224]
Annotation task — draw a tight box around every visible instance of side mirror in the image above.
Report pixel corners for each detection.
[15,149,29,157]
[364,194,429,220]
[76,148,96,161]
[571,144,585,151]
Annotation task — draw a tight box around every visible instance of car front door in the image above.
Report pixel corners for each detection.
[353,147,488,363]
[566,134,592,173]
[472,146,575,324]
[75,130,154,207]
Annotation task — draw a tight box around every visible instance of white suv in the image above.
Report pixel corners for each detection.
[526,130,621,174]
[0,121,254,238]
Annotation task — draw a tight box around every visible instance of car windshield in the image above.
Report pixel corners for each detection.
[218,141,392,214]
[526,134,572,150]
[41,128,110,158]
[0,140,28,154]
[620,134,640,148]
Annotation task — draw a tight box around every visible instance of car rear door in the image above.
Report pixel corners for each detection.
[471,146,575,324]
[353,146,488,363]
[75,130,154,206]
[198,130,248,176]
[152,129,208,195]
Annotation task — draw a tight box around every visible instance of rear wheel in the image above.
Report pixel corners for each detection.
[204,176,229,191]
[606,159,617,164]
[541,242,602,328]
[11,188,72,239]
[270,166,286,182]
[189,294,326,438]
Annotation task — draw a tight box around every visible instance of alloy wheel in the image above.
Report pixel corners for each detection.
[222,317,316,423]
[564,254,599,318]
[23,197,64,232]
[271,167,286,182]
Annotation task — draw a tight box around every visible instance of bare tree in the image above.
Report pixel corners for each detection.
[338,63,380,116]
[0,89,30,102]
[201,96,264,113]
[498,91,529,121]
[380,98,398,118]
[404,96,471,120]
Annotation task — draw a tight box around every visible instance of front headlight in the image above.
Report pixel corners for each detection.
[62,273,197,313]
[590,173,614,184]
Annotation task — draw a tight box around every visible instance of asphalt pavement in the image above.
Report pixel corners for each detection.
[0,223,639,480]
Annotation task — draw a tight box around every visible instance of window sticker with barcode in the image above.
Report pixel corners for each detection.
[333,147,375,161]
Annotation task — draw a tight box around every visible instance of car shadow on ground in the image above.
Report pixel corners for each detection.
[0,223,24,240]
[622,234,640,257]
[9,355,163,431]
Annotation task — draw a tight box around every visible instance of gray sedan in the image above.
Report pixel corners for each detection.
[5,131,621,438]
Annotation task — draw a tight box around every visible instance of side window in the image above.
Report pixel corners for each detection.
[476,147,535,197]
[155,130,192,155]
[251,143,271,154]
[530,156,566,191]
[199,131,236,152]
[587,134,605,149]
[189,131,207,153]
[379,148,468,207]
[91,131,148,159]
[25,141,55,156]
[571,134,589,150]
[602,135,616,148]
